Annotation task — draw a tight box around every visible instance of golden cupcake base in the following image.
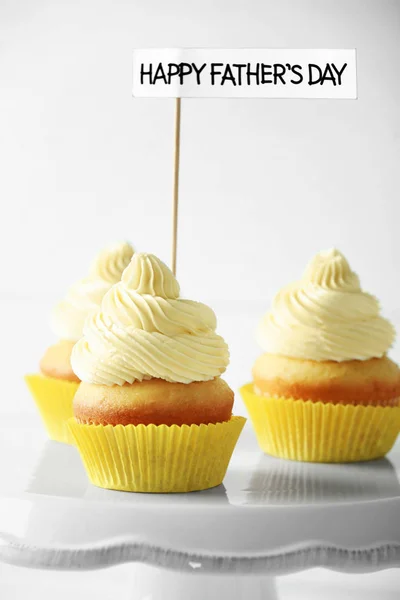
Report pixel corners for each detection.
[68,416,246,493]
[25,374,79,444]
[241,384,400,463]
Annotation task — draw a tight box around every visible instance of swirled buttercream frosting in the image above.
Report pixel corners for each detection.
[51,242,134,341]
[71,253,230,385]
[257,248,395,362]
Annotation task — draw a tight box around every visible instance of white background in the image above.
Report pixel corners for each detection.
[0,0,399,597]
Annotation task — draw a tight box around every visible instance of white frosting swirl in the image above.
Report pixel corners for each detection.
[51,242,134,341]
[71,253,230,385]
[257,248,395,362]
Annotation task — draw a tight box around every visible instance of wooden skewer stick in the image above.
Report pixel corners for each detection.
[171,97,181,276]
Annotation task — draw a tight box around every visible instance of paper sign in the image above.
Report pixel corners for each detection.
[132,48,357,99]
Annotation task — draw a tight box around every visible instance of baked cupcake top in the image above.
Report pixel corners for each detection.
[257,248,395,362]
[71,253,230,385]
[51,242,134,342]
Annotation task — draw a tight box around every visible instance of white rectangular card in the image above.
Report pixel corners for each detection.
[132,48,357,99]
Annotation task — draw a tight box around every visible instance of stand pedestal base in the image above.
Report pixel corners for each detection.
[131,565,277,600]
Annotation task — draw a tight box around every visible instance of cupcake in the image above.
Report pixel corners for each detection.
[241,249,400,463]
[25,242,134,443]
[68,253,246,493]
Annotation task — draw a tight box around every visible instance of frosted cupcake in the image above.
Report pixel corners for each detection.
[68,253,246,493]
[25,242,134,443]
[241,249,400,462]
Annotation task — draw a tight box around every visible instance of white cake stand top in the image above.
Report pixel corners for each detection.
[0,414,399,574]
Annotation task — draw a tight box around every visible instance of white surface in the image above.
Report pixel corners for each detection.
[0,415,399,575]
[0,564,399,600]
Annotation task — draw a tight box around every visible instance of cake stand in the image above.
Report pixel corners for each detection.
[1,413,399,600]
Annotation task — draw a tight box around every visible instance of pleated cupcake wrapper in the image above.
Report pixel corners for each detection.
[25,374,79,445]
[240,383,400,463]
[68,416,246,493]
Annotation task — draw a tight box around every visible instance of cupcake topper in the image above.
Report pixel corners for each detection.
[132,48,357,275]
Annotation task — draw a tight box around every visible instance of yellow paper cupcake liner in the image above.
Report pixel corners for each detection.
[240,383,400,463]
[68,416,246,493]
[25,374,79,444]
